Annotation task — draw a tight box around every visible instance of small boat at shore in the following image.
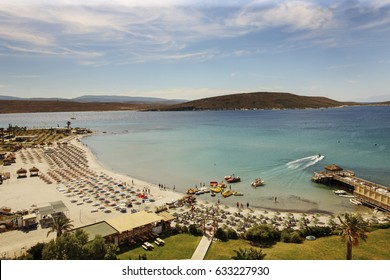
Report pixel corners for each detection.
[333,190,347,195]
[225,175,240,183]
[222,189,235,198]
[210,186,222,193]
[251,178,265,187]
[350,198,362,205]
[186,188,196,195]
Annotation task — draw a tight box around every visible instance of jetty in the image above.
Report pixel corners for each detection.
[312,164,390,212]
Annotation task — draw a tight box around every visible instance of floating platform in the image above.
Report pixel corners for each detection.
[312,164,390,212]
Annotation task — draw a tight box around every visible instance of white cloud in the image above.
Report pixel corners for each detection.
[230,0,333,31]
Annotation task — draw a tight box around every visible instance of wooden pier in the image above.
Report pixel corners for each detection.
[312,164,390,212]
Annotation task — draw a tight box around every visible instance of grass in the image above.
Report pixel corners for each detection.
[117,233,202,260]
[204,228,390,260]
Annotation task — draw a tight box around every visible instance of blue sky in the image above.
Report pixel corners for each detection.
[0,0,389,101]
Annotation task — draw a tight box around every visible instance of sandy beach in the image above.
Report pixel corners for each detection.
[0,134,387,258]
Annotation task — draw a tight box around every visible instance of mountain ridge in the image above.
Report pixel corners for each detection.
[0,92,388,114]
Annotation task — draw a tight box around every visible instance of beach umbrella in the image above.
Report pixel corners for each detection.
[29,166,39,172]
[17,168,27,174]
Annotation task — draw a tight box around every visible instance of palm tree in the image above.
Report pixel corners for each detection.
[47,216,74,237]
[232,248,266,260]
[337,213,367,260]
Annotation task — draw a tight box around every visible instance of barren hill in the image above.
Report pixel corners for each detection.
[157,92,356,111]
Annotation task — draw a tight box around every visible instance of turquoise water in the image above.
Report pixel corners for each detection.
[2,106,389,213]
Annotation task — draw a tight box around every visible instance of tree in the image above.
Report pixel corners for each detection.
[43,232,83,260]
[42,230,118,260]
[232,248,266,260]
[245,224,280,243]
[337,213,368,260]
[215,228,228,241]
[47,216,74,237]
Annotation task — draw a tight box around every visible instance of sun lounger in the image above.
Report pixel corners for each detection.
[142,245,149,251]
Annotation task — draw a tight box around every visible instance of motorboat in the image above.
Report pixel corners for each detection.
[233,191,244,196]
[349,198,362,205]
[251,178,265,187]
[226,176,241,183]
[210,181,218,187]
[333,190,347,195]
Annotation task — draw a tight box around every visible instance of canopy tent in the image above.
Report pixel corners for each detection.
[325,164,343,172]
[37,201,69,217]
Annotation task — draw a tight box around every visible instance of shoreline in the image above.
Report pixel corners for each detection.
[0,132,386,258]
[80,133,335,215]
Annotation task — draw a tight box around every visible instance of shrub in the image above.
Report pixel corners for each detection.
[302,226,333,238]
[245,224,280,242]
[227,228,239,240]
[189,224,202,236]
[215,228,228,241]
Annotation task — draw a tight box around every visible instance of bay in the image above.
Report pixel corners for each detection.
[1,106,389,213]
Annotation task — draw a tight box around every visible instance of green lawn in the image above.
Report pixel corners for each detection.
[117,234,202,260]
[117,229,390,260]
[205,228,390,260]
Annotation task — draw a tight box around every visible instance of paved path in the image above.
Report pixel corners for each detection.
[191,235,212,260]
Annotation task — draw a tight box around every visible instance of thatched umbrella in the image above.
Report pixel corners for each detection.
[29,166,39,177]
[325,164,343,172]
[17,168,27,178]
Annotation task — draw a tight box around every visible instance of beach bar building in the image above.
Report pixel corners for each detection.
[106,211,175,245]
[72,221,119,245]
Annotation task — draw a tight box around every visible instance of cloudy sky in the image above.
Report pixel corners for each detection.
[0,0,389,101]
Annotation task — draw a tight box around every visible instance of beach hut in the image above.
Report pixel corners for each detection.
[16,168,27,178]
[324,164,343,172]
[29,166,40,177]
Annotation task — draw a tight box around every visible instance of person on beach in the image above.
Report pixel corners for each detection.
[247,202,249,208]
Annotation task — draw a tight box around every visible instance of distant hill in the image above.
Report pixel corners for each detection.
[0,95,186,104]
[156,92,358,111]
[0,100,163,114]
[72,95,187,104]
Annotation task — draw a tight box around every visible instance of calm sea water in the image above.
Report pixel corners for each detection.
[1,106,389,213]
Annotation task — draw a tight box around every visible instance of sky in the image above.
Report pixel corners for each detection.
[0,0,390,101]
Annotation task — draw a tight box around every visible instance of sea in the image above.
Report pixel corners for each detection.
[1,106,389,213]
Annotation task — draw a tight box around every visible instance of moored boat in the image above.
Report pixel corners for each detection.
[233,191,244,196]
[186,188,196,195]
[349,198,362,205]
[251,178,265,187]
[226,176,240,183]
[210,181,218,187]
[333,190,347,195]
[210,186,222,193]
[222,189,235,197]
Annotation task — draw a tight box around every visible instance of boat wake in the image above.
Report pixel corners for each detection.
[258,155,325,192]
[286,155,325,170]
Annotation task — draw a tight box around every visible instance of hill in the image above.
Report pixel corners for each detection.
[156,92,357,111]
[72,95,186,104]
[0,100,163,114]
